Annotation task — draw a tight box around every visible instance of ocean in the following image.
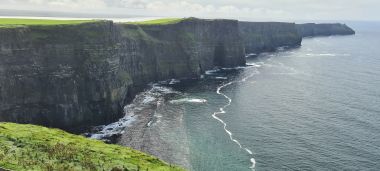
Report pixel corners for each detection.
[92,22,380,170]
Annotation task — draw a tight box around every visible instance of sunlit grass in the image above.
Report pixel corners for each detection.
[0,18,96,28]
[127,18,185,25]
[0,122,185,171]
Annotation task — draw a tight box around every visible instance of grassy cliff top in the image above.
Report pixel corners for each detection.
[0,122,185,171]
[0,18,96,28]
[127,18,185,25]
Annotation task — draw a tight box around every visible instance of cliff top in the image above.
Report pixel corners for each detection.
[0,122,185,171]
[126,18,185,25]
[0,18,97,28]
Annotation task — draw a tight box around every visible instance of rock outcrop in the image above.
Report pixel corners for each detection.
[0,18,355,129]
[296,23,355,37]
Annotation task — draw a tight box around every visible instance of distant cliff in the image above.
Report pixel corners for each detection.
[296,23,355,37]
[239,22,302,54]
[0,18,354,129]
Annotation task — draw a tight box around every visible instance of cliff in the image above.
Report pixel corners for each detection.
[296,23,355,37]
[0,18,245,129]
[239,22,302,54]
[0,122,184,171]
[0,18,354,130]
[0,21,124,130]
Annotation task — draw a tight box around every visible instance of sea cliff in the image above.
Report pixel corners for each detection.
[239,22,302,54]
[0,18,355,129]
[296,23,355,37]
[0,18,246,129]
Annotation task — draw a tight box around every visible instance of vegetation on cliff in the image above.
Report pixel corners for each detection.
[0,18,96,28]
[127,18,185,25]
[0,123,185,171]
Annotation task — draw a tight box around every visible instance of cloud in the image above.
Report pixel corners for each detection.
[1,0,379,21]
[2,0,107,10]
[116,0,290,20]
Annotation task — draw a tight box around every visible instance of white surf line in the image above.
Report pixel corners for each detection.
[212,67,260,170]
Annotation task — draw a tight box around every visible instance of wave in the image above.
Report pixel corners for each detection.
[305,53,350,57]
[277,46,290,51]
[169,98,207,104]
[214,77,228,80]
[246,62,263,68]
[158,78,181,85]
[222,66,248,70]
[205,63,263,76]
[89,85,180,140]
[306,53,336,57]
[211,67,259,170]
[205,69,221,75]
[245,53,258,58]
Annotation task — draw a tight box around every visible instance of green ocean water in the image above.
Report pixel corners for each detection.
[175,23,380,170]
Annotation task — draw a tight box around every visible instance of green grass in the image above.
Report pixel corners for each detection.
[0,18,95,28]
[127,18,185,25]
[0,122,185,171]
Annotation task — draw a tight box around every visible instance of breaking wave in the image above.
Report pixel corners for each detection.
[89,85,180,140]
[169,98,207,104]
[211,65,261,170]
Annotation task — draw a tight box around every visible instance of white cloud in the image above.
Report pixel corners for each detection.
[1,0,379,21]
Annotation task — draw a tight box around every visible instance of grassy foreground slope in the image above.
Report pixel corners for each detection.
[0,18,94,27]
[0,123,184,171]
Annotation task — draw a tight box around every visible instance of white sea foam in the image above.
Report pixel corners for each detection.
[215,77,228,80]
[277,46,289,51]
[246,62,262,68]
[147,121,153,127]
[306,53,338,57]
[169,79,181,85]
[205,69,220,75]
[90,84,180,140]
[90,112,136,139]
[142,95,156,104]
[169,98,207,104]
[250,158,256,169]
[245,53,258,58]
[319,53,337,56]
[245,148,253,154]
[156,78,183,85]
[222,66,248,70]
[211,67,259,169]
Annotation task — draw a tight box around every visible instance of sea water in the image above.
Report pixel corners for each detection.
[176,22,380,170]
[92,22,380,170]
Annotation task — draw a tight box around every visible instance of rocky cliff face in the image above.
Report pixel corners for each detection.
[0,18,245,129]
[239,22,303,54]
[0,21,125,129]
[296,23,355,37]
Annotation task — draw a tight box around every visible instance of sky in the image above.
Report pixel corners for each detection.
[1,0,379,21]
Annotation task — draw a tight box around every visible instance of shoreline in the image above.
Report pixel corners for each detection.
[88,85,193,169]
